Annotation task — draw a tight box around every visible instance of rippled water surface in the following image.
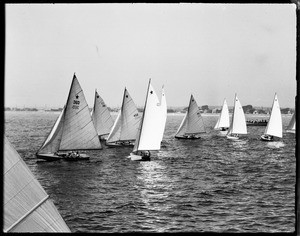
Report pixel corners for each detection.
[5,111,296,233]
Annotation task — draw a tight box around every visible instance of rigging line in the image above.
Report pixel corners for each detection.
[4,158,22,175]
[5,195,49,232]
[76,104,88,114]
[4,165,41,208]
[81,120,93,130]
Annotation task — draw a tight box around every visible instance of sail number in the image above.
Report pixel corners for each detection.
[72,100,80,109]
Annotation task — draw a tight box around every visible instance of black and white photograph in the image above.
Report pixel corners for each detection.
[4,2,297,233]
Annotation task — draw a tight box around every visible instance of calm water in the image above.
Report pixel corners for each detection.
[4,111,296,233]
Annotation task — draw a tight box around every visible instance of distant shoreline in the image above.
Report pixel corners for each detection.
[4,110,294,117]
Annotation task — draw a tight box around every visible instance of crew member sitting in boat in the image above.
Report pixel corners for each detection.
[183,134,199,139]
[66,151,79,159]
[142,151,150,161]
[261,134,274,141]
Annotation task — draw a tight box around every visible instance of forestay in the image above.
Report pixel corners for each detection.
[227,94,247,135]
[264,93,282,138]
[133,81,167,152]
[4,136,70,232]
[214,99,230,129]
[91,90,114,137]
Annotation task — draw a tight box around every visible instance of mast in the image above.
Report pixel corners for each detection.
[92,88,97,116]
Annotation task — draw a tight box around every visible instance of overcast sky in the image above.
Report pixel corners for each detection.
[5,3,296,109]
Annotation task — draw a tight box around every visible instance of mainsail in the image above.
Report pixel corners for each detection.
[106,88,141,144]
[4,136,70,232]
[37,74,102,154]
[91,90,114,137]
[175,94,206,137]
[133,80,167,152]
[264,93,282,138]
[227,94,247,135]
[286,112,295,133]
[214,99,230,130]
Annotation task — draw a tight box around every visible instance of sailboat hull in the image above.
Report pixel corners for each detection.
[129,153,151,161]
[36,153,63,161]
[286,130,295,134]
[260,134,280,142]
[63,155,90,161]
[216,129,229,136]
[106,141,135,147]
[37,152,90,161]
[226,135,239,140]
[175,135,201,140]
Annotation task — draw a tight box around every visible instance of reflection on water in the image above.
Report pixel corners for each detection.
[266,142,285,149]
[231,139,248,149]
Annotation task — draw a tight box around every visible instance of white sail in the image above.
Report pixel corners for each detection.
[175,95,205,137]
[157,86,167,142]
[175,113,188,137]
[214,99,230,129]
[264,93,282,138]
[106,111,122,143]
[133,80,167,152]
[91,90,114,137]
[59,74,102,150]
[4,136,70,232]
[106,88,141,143]
[37,107,65,154]
[227,94,247,135]
[286,112,295,132]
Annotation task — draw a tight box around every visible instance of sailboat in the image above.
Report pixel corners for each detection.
[286,111,295,134]
[4,136,71,232]
[36,73,102,161]
[129,79,167,161]
[106,87,141,147]
[175,94,206,139]
[260,93,282,141]
[91,90,114,140]
[214,98,230,136]
[226,94,247,140]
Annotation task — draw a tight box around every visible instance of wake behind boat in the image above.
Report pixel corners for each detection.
[36,73,102,161]
[175,94,206,139]
[128,79,167,161]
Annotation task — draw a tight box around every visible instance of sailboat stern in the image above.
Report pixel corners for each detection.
[129,151,151,161]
